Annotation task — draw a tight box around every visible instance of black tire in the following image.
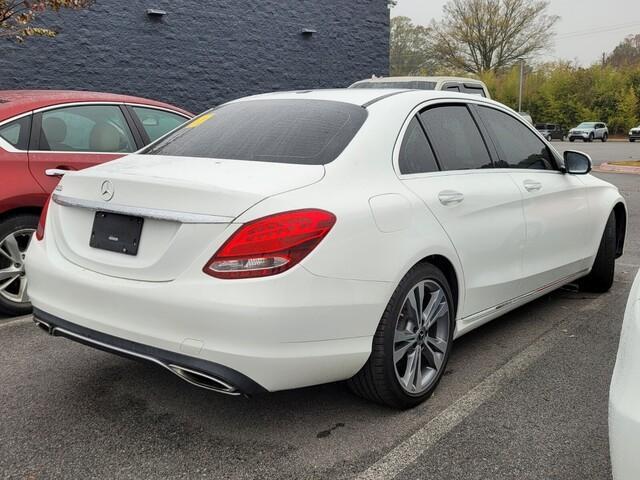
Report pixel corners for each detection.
[546,135,552,142]
[579,212,616,293]
[0,213,39,316]
[587,133,594,142]
[631,139,635,143]
[569,138,575,142]
[347,263,455,409]
[602,133,608,143]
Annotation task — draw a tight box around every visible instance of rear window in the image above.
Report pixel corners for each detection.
[351,81,437,90]
[0,115,31,150]
[145,99,367,165]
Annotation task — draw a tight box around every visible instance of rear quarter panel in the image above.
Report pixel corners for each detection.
[232,94,465,319]
[0,147,46,215]
[578,174,626,258]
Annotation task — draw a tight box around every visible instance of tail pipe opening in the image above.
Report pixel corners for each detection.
[167,364,240,396]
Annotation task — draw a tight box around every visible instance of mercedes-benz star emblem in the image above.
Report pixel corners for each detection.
[100,180,114,202]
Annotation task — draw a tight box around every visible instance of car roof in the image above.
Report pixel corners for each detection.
[234,88,500,108]
[0,90,192,121]
[352,76,486,85]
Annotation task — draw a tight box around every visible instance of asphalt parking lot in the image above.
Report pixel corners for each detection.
[1,169,638,479]
[553,139,640,166]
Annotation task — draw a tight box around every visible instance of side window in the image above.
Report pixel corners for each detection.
[0,115,31,150]
[39,105,136,153]
[477,106,555,170]
[131,106,187,143]
[462,85,486,97]
[419,104,492,171]
[444,83,461,92]
[398,116,439,175]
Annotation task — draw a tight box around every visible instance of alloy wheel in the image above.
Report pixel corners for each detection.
[0,228,34,305]
[393,279,451,395]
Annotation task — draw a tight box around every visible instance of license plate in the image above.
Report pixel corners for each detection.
[90,211,144,256]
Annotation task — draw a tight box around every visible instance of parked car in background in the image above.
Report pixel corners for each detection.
[568,122,608,142]
[535,123,565,141]
[349,76,491,99]
[629,125,640,142]
[610,270,640,480]
[0,90,192,315]
[26,89,626,409]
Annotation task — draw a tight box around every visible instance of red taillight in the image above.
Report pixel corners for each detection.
[204,209,336,279]
[35,196,52,241]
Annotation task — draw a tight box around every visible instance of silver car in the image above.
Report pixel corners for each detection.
[568,122,608,142]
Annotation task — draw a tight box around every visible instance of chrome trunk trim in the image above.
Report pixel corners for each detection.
[52,193,233,224]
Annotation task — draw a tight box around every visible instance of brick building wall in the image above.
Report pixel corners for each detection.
[0,1,390,113]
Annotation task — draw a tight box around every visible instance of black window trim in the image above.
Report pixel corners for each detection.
[472,103,561,172]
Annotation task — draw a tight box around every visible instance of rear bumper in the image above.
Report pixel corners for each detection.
[33,308,267,396]
[26,234,391,392]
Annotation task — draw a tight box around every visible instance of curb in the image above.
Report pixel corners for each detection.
[595,163,640,175]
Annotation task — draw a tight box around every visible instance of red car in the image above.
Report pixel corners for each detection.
[0,90,192,315]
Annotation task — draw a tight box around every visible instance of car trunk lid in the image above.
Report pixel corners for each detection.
[49,154,325,281]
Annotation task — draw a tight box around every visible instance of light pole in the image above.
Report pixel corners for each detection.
[518,58,525,113]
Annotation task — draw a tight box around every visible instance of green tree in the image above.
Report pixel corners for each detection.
[607,34,640,68]
[0,0,93,42]
[390,16,438,76]
[431,0,559,73]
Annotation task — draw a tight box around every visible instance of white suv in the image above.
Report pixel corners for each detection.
[568,122,609,142]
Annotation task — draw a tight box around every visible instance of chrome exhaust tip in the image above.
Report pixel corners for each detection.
[167,364,241,396]
[34,318,53,335]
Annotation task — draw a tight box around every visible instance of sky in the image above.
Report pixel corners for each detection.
[392,0,640,66]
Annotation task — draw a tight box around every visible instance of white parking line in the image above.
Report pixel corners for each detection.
[0,315,32,329]
[356,294,608,480]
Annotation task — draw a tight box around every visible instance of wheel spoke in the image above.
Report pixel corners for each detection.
[423,289,445,327]
[0,267,20,281]
[0,247,13,263]
[407,290,421,325]
[395,328,417,343]
[2,234,22,263]
[16,276,28,303]
[400,348,420,391]
[422,343,443,371]
[425,335,448,354]
[394,340,415,363]
[0,274,19,291]
[412,345,423,391]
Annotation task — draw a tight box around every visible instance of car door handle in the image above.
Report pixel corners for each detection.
[523,180,542,192]
[438,190,464,206]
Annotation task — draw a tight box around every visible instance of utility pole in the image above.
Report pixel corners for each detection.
[518,58,524,113]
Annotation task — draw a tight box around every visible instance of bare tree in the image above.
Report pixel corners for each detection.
[431,0,559,73]
[1,0,93,42]
[390,16,438,76]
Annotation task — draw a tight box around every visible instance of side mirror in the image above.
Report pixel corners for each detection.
[563,150,592,175]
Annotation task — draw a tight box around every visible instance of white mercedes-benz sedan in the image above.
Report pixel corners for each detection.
[25,89,626,408]
[610,271,640,479]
